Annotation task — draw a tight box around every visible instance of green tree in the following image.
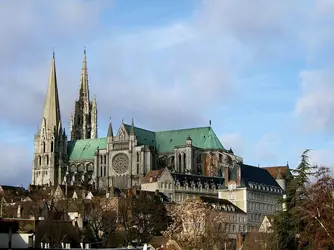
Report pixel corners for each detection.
[131,191,170,244]
[273,149,317,249]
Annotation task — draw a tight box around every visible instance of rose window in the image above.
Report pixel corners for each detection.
[112,153,129,174]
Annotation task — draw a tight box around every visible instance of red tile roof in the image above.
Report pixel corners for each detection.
[262,166,290,179]
[142,168,165,183]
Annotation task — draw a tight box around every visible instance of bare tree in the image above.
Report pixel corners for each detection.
[164,198,229,250]
[243,230,279,250]
[81,197,117,247]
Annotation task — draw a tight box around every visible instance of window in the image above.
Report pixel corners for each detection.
[136,152,140,163]
[42,141,46,153]
[137,163,140,174]
[38,156,41,166]
[46,155,49,165]
[104,166,106,176]
[100,155,103,164]
[51,141,53,152]
[104,155,106,164]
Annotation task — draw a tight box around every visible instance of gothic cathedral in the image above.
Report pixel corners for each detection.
[31,50,243,189]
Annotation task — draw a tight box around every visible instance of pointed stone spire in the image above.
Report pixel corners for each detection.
[130,118,135,135]
[41,51,61,132]
[107,117,113,137]
[79,48,89,100]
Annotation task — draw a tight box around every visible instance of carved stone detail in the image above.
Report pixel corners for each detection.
[112,153,129,174]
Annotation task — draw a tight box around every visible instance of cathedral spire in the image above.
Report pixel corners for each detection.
[130,118,135,135]
[79,48,89,100]
[41,51,61,132]
[107,118,113,137]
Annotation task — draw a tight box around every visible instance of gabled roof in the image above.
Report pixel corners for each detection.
[199,196,246,214]
[124,124,225,153]
[67,124,225,160]
[262,165,290,179]
[124,124,156,147]
[240,164,283,192]
[142,169,166,184]
[67,137,107,161]
[155,126,224,153]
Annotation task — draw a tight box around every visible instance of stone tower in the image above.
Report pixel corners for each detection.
[32,52,67,186]
[70,49,97,140]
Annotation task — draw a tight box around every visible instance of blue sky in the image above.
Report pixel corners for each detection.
[1,0,334,186]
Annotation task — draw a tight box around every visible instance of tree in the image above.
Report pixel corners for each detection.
[273,150,317,249]
[243,230,279,250]
[164,198,229,250]
[81,197,117,247]
[131,191,169,243]
[295,166,334,248]
[115,191,170,246]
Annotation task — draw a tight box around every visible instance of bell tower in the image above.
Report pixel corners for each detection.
[70,49,98,140]
[32,52,67,186]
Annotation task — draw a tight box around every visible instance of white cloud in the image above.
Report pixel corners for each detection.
[253,134,281,163]
[295,69,334,132]
[220,132,244,154]
[0,142,32,186]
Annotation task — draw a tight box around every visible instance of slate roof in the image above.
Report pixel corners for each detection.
[172,173,225,188]
[67,124,225,161]
[199,196,246,214]
[239,164,283,192]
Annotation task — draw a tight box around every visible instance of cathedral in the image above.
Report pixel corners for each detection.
[31,50,244,189]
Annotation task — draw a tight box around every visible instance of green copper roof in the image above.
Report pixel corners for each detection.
[155,126,224,153]
[67,125,224,161]
[123,124,155,147]
[68,137,107,161]
[125,124,225,152]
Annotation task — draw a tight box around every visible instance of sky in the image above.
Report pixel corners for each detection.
[1,0,334,186]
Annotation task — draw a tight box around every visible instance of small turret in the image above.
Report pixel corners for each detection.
[107,118,113,137]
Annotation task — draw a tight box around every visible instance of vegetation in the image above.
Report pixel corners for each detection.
[164,197,230,250]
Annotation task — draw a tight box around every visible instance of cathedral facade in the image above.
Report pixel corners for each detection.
[31,51,244,189]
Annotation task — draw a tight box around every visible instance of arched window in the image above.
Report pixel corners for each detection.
[51,141,54,152]
[38,156,41,166]
[46,155,49,165]
[42,141,46,153]
[136,152,140,163]
[178,154,182,172]
[183,154,186,169]
[104,166,106,176]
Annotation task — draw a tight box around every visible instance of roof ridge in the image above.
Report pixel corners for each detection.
[123,123,155,133]
[156,126,211,133]
[68,137,107,143]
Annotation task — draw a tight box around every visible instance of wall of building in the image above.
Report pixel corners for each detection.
[0,233,34,248]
